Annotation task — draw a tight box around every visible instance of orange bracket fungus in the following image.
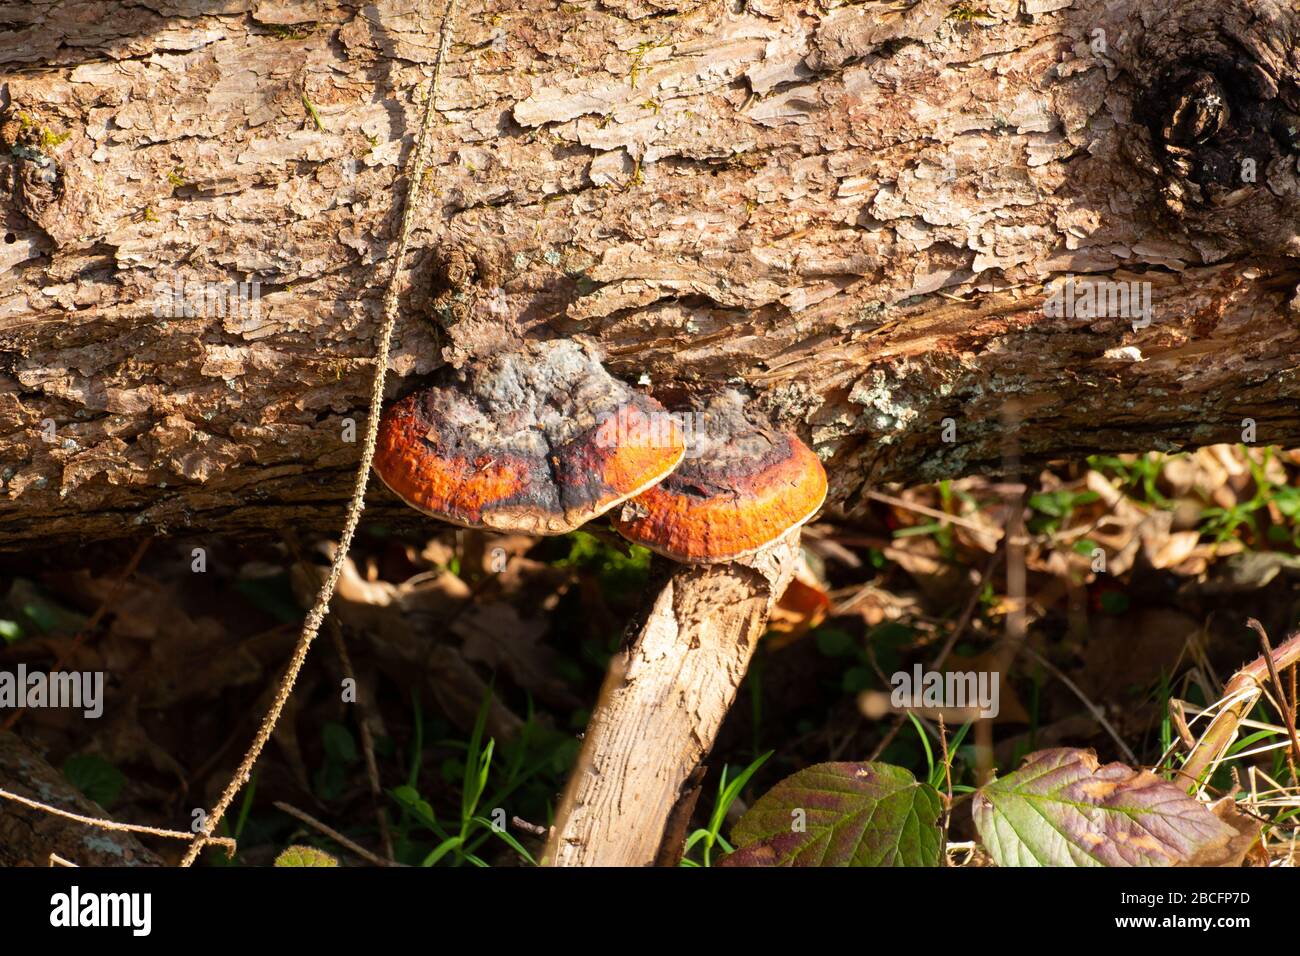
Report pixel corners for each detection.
[375,340,820,866]
[546,389,820,866]
[373,339,685,535]
[612,389,828,563]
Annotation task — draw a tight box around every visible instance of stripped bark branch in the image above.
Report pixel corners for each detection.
[545,534,799,867]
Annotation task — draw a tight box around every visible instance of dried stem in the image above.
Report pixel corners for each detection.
[177,0,459,867]
[1246,619,1300,780]
[0,787,235,852]
[273,801,401,868]
[286,531,395,861]
[1181,625,1300,792]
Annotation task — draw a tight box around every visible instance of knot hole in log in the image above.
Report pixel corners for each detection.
[1118,0,1300,254]
[425,238,504,330]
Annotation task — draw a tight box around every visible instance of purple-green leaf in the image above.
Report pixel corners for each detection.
[973,748,1250,867]
[719,762,943,867]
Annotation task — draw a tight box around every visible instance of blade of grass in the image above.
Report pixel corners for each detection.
[472,816,538,865]
[907,712,935,784]
[423,835,463,866]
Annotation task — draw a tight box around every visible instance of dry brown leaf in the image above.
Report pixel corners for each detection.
[1187,797,1262,867]
[1144,529,1201,570]
[886,536,967,604]
[453,602,580,710]
[768,558,830,638]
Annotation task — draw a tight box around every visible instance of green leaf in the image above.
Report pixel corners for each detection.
[1099,590,1129,614]
[321,721,358,763]
[234,573,303,625]
[841,665,874,693]
[906,713,935,784]
[710,753,771,839]
[1224,728,1280,758]
[315,721,358,799]
[893,521,945,538]
[557,530,651,602]
[719,762,943,867]
[389,785,441,831]
[973,748,1246,867]
[462,692,493,826]
[62,754,125,809]
[274,846,339,867]
[7,579,87,635]
[1029,491,1066,517]
[814,628,857,658]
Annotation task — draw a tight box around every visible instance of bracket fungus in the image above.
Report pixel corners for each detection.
[375,343,823,865]
[547,390,822,865]
[611,389,828,563]
[373,339,685,535]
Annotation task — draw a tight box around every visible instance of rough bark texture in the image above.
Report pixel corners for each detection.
[545,534,798,866]
[0,729,163,865]
[3,0,1300,548]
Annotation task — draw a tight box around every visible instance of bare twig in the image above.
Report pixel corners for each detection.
[866,530,1005,762]
[930,548,1003,672]
[864,489,1003,542]
[273,801,401,868]
[326,618,394,861]
[512,816,547,837]
[0,787,235,852]
[1018,644,1138,765]
[937,713,953,851]
[1181,626,1300,792]
[545,536,800,866]
[178,0,459,867]
[285,531,394,861]
[1247,619,1300,780]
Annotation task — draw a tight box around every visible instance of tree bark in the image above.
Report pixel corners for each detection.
[3,0,1300,548]
[0,730,163,866]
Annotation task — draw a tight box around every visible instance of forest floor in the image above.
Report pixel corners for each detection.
[3,443,1299,867]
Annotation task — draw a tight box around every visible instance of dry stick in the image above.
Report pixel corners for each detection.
[325,615,394,861]
[865,547,1003,762]
[977,402,1030,783]
[1246,619,1300,779]
[863,434,1024,770]
[826,535,970,569]
[285,531,395,861]
[1181,626,1300,792]
[1017,644,1138,765]
[273,801,400,868]
[929,548,1004,672]
[1291,661,1297,766]
[0,787,235,852]
[863,489,1003,542]
[937,712,953,852]
[545,534,801,867]
[178,0,459,867]
[1291,662,1297,746]
[512,816,547,837]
